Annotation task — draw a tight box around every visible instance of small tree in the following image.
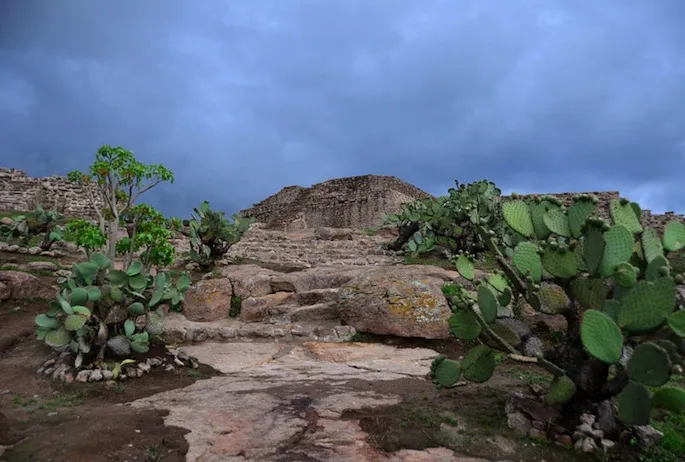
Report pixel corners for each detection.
[67,145,174,264]
[115,203,178,270]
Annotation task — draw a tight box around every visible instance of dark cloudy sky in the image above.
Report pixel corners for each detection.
[1,1,684,217]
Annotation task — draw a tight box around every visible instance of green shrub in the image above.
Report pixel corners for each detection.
[35,252,191,366]
[429,183,685,431]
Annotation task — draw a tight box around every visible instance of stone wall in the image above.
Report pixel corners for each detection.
[0,168,103,218]
[239,175,433,230]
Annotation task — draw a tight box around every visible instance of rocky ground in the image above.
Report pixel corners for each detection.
[0,224,681,461]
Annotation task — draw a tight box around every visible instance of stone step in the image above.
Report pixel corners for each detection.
[239,289,340,322]
[161,313,356,345]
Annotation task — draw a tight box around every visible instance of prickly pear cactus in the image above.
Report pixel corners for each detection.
[431,191,685,428]
[35,253,191,367]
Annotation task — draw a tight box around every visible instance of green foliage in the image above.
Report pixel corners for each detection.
[116,203,176,269]
[428,184,685,431]
[187,200,254,269]
[34,252,191,366]
[67,145,174,262]
[63,219,107,256]
[0,204,64,249]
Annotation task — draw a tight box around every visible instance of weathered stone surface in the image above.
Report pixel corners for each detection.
[240,292,293,322]
[314,227,353,240]
[337,265,454,339]
[183,278,233,322]
[219,264,278,298]
[23,261,59,271]
[270,267,362,293]
[129,341,466,461]
[0,270,57,300]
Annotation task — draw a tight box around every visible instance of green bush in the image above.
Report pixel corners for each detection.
[428,182,685,431]
[35,252,191,367]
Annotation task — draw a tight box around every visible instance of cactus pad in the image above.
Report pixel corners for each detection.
[581,309,623,364]
[599,225,634,277]
[541,248,578,278]
[477,284,499,323]
[512,242,542,282]
[568,200,596,238]
[626,342,672,387]
[542,208,571,237]
[610,199,643,234]
[529,200,553,239]
[663,221,685,252]
[491,321,521,348]
[617,381,651,426]
[646,255,670,281]
[455,254,475,280]
[502,200,534,237]
[602,299,622,322]
[461,344,496,383]
[69,287,89,306]
[614,262,638,288]
[571,277,609,310]
[651,386,685,412]
[488,272,510,293]
[641,227,664,263]
[545,375,577,405]
[430,355,462,388]
[583,225,606,275]
[448,310,482,340]
[667,309,685,337]
[538,283,571,314]
[618,277,677,332]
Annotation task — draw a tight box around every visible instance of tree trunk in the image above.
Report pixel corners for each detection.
[106,219,120,260]
[387,222,419,251]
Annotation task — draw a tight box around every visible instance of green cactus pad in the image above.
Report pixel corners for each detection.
[568,200,596,238]
[542,208,571,237]
[529,201,553,239]
[513,242,542,282]
[497,287,512,307]
[651,386,685,412]
[631,202,642,221]
[461,344,496,383]
[455,254,475,280]
[73,262,99,285]
[430,356,462,388]
[571,277,608,310]
[109,286,124,303]
[610,199,643,234]
[491,321,521,348]
[488,273,509,293]
[541,249,578,278]
[599,225,634,277]
[44,327,71,347]
[35,314,58,329]
[128,302,145,316]
[646,255,670,281]
[477,285,499,323]
[574,239,588,272]
[617,381,651,426]
[583,225,606,275]
[626,342,672,387]
[667,310,685,337]
[614,262,638,288]
[653,339,683,366]
[663,221,685,252]
[581,310,623,364]
[448,311,482,341]
[618,277,677,332]
[641,227,664,263]
[107,270,129,287]
[502,200,534,237]
[69,287,89,305]
[88,252,111,270]
[538,283,571,314]
[126,260,144,276]
[86,286,102,302]
[64,314,88,331]
[602,299,622,322]
[545,375,577,405]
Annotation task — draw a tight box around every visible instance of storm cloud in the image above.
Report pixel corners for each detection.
[1,0,684,217]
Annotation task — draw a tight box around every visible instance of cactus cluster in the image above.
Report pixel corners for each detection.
[0,204,64,250]
[383,180,504,256]
[188,200,255,269]
[35,253,191,367]
[430,186,685,427]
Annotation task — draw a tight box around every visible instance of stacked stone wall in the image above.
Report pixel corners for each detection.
[0,168,103,218]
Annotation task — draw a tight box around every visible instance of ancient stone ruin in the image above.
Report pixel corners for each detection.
[238,174,433,230]
[0,167,102,218]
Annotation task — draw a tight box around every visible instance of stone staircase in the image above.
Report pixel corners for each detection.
[175,223,404,268]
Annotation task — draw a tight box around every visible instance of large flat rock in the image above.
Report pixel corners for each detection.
[129,342,493,461]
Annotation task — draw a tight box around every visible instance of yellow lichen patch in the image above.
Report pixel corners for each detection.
[385,279,441,323]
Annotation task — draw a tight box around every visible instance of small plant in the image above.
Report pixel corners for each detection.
[0,204,64,249]
[63,219,107,257]
[429,185,685,435]
[34,252,191,366]
[187,200,254,269]
[116,203,177,270]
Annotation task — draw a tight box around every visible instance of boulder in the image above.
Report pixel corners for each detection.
[240,292,293,323]
[183,278,234,322]
[270,267,361,293]
[337,265,455,339]
[219,264,278,298]
[0,270,57,300]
